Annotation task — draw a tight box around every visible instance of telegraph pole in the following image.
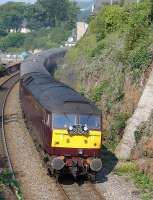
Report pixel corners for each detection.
[110,0,113,5]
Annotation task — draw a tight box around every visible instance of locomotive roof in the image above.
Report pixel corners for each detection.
[20,48,101,115]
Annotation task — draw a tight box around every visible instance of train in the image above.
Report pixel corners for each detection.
[0,62,20,77]
[20,48,102,181]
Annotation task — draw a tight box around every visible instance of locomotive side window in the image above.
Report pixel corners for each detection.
[53,114,76,129]
[79,115,101,130]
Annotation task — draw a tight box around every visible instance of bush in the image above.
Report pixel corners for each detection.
[90,5,126,41]
[124,1,151,51]
[0,28,7,37]
[111,112,130,137]
[135,112,153,143]
[0,66,6,73]
[90,80,110,102]
[127,43,151,69]
[0,32,25,51]
[0,170,17,187]
[56,0,153,151]
[23,25,71,51]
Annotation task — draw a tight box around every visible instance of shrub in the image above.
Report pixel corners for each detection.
[0,66,6,73]
[0,32,25,51]
[0,28,7,37]
[90,80,110,102]
[127,43,151,69]
[0,170,17,187]
[135,112,153,143]
[110,112,130,138]
[90,5,126,41]
[124,1,151,51]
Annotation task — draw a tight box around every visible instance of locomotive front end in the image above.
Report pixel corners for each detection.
[50,113,102,179]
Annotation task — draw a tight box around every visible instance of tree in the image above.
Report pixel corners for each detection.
[26,3,49,30]
[0,33,25,51]
[36,0,79,27]
[0,2,29,32]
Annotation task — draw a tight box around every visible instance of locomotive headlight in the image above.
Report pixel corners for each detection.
[68,125,73,131]
[83,125,88,132]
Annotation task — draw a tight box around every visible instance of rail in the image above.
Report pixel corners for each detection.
[0,72,20,199]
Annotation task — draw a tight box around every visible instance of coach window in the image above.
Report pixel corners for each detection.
[53,113,76,129]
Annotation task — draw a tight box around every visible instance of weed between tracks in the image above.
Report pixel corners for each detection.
[114,162,153,200]
[0,169,23,200]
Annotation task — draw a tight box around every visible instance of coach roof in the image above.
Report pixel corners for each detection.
[22,72,100,114]
[21,48,101,115]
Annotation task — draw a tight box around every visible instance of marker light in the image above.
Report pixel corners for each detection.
[78,149,83,155]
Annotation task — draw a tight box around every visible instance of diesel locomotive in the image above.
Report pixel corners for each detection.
[20,48,102,181]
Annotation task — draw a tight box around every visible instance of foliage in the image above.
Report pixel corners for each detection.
[0,32,25,51]
[124,1,151,51]
[0,0,78,52]
[56,1,153,151]
[111,112,130,136]
[0,1,78,32]
[114,162,137,176]
[0,2,28,32]
[67,0,153,72]
[0,66,6,73]
[0,28,7,37]
[90,80,110,102]
[0,25,71,52]
[135,112,153,144]
[133,171,153,200]
[0,170,17,187]
[114,162,153,199]
[90,5,126,40]
[36,0,76,27]
[26,0,78,30]
[127,43,151,70]
[0,170,23,200]
[67,32,97,63]
[107,112,130,150]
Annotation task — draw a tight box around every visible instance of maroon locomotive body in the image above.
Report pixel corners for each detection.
[20,48,102,180]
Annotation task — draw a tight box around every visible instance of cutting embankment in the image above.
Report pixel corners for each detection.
[55,0,153,187]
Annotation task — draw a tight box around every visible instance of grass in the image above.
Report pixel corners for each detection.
[0,169,24,200]
[114,162,153,200]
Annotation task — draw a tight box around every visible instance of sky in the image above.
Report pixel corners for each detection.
[0,0,35,4]
[0,0,92,4]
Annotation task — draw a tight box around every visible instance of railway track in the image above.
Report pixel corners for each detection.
[0,74,105,200]
[0,73,20,199]
[57,176,105,200]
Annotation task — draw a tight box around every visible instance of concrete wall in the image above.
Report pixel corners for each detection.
[76,22,88,41]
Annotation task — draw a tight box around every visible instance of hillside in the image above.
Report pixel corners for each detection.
[55,0,153,151]
[0,0,78,52]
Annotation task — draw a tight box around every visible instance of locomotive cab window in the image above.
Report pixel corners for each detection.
[53,113,76,129]
[79,115,101,130]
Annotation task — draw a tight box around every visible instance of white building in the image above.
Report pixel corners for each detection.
[76,22,88,41]
[20,27,31,33]
[10,27,31,33]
